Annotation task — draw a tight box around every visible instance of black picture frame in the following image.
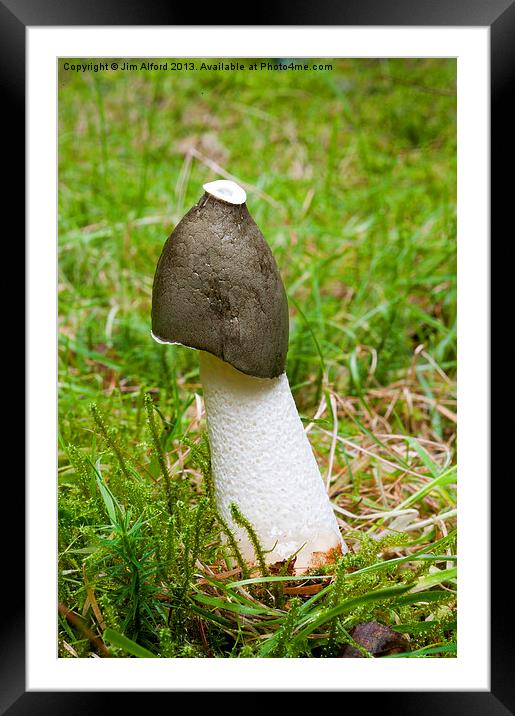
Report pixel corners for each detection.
[5,0,508,712]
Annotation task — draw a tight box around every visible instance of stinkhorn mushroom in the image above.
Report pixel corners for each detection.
[151,179,346,572]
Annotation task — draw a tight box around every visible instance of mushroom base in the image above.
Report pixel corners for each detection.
[199,351,346,573]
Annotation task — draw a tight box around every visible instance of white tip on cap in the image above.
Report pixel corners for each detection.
[203,179,247,205]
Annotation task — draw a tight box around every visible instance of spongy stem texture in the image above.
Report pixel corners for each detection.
[199,351,345,571]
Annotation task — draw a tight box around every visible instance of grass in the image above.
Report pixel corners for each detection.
[58,58,457,659]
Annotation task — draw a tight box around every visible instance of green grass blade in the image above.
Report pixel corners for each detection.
[292,584,411,643]
[385,643,457,658]
[103,628,157,658]
[396,466,457,510]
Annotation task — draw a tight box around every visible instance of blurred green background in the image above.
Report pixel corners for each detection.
[58,57,456,445]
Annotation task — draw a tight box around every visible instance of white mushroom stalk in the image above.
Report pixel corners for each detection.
[151,179,346,573]
[199,350,344,571]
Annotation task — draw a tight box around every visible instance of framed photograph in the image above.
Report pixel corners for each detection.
[6,0,507,711]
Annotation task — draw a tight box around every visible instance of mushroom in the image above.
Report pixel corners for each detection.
[151,179,346,572]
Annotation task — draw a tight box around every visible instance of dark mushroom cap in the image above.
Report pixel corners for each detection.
[151,183,289,378]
